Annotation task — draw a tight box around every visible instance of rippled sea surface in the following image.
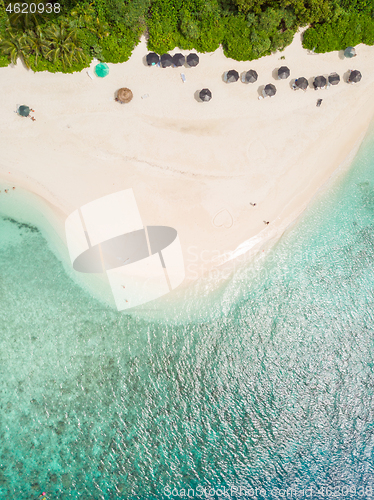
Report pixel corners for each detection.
[1,131,374,500]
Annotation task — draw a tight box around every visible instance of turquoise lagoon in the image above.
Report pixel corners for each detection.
[1,127,374,499]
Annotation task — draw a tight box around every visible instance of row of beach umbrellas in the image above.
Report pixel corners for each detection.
[146,52,199,68]
[83,46,358,80]
[224,69,257,83]
[263,70,361,97]
[312,70,362,88]
[226,67,361,86]
[147,47,356,69]
[168,70,361,101]
[225,66,290,82]
[224,66,361,93]
[90,46,358,82]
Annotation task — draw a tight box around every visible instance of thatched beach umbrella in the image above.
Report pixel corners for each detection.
[328,73,340,85]
[295,77,308,90]
[160,54,173,68]
[344,47,356,58]
[199,88,212,102]
[226,70,239,83]
[186,53,199,67]
[264,84,276,97]
[348,70,362,83]
[278,66,290,79]
[95,62,109,78]
[172,53,185,67]
[17,105,30,117]
[117,88,133,103]
[146,52,159,66]
[243,69,258,83]
[314,75,327,88]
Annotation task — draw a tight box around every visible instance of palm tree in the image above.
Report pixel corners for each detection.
[6,1,46,29]
[70,4,95,28]
[23,27,49,67]
[70,4,110,39]
[0,30,31,68]
[43,22,88,69]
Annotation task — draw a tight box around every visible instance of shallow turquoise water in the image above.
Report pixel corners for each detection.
[1,130,374,499]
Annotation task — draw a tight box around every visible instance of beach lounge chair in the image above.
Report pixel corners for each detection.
[87,71,94,80]
[181,73,186,83]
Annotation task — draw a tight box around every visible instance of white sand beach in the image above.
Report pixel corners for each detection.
[1,29,374,296]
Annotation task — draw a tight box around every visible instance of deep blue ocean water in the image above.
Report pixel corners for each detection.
[1,128,374,499]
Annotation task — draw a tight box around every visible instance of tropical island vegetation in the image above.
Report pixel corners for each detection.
[0,0,373,73]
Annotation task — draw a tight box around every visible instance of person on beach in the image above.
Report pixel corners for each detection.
[250,202,257,206]
[263,220,270,225]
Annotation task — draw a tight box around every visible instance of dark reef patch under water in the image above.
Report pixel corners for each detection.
[2,216,39,233]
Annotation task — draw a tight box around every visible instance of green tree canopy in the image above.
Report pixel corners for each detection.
[0,0,373,73]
